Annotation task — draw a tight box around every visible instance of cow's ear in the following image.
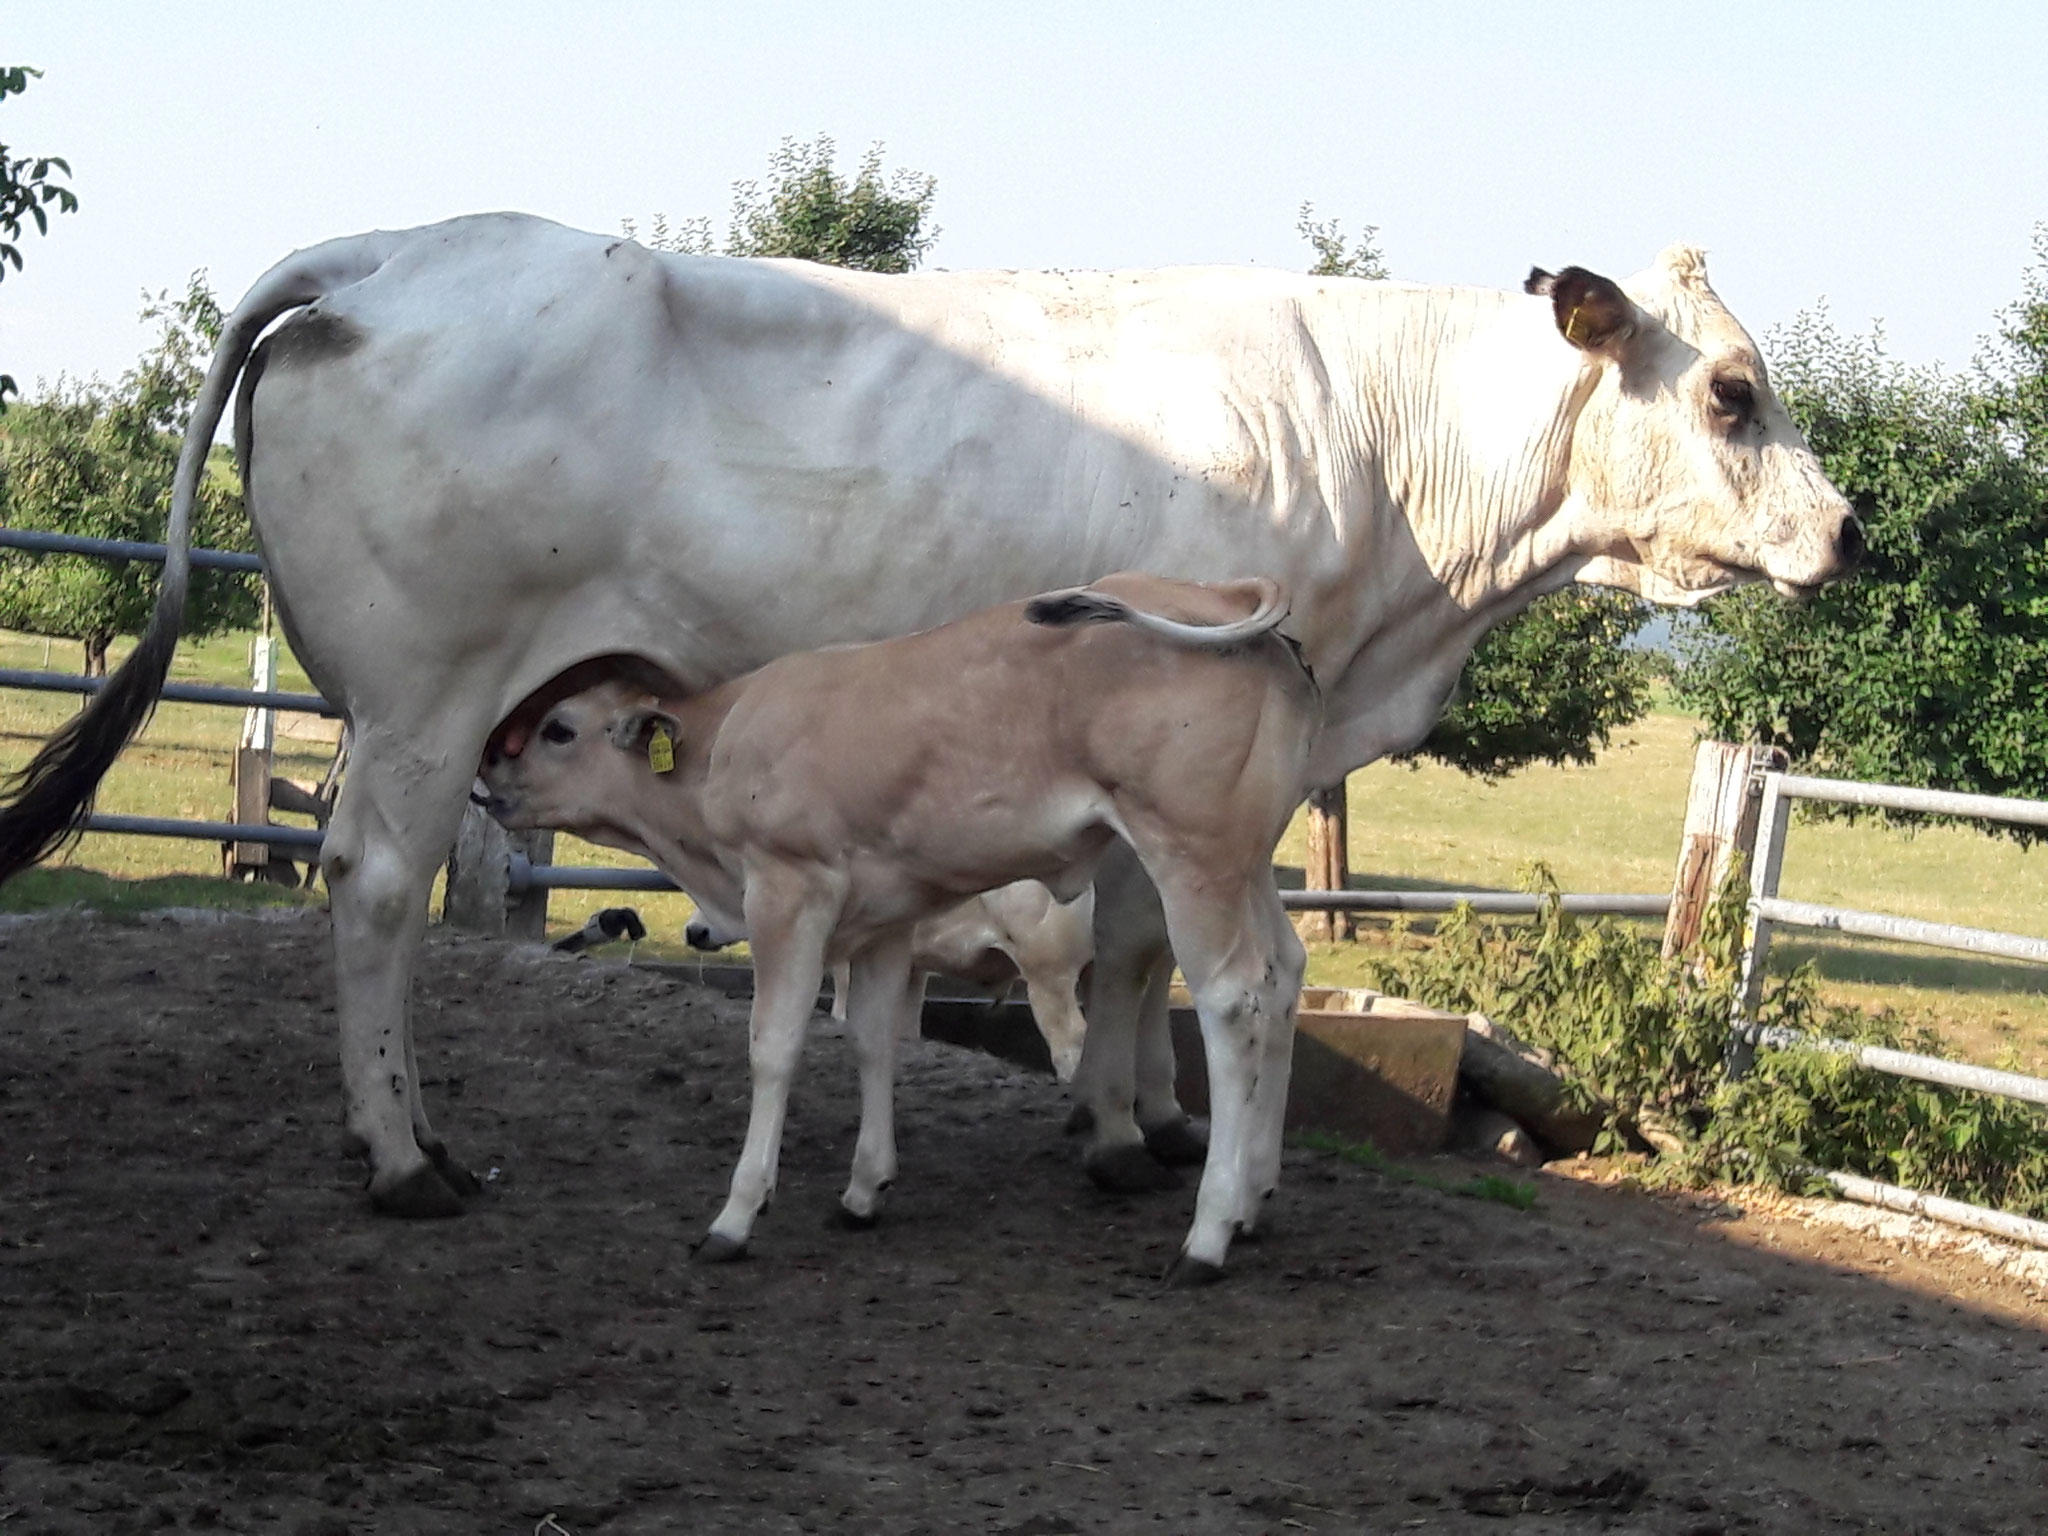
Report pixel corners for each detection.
[1538,265,1637,356]
[608,705,681,755]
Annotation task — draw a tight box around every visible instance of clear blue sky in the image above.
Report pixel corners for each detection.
[6,1,2046,393]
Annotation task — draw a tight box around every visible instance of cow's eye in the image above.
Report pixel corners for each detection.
[1710,375,1755,422]
[539,719,577,746]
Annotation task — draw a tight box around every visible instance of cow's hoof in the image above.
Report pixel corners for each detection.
[426,1144,484,1199]
[1086,1144,1183,1194]
[368,1164,465,1219]
[1064,1103,1095,1137]
[1164,1254,1227,1288]
[1142,1116,1210,1167]
[833,1205,882,1232]
[694,1232,749,1264]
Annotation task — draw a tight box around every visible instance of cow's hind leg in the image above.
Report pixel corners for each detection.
[321,716,496,1216]
[838,939,918,1227]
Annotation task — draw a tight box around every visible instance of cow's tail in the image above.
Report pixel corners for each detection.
[1024,577,1290,648]
[0,230,408,883]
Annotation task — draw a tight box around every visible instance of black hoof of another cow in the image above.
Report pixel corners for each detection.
[833,1206,882,1232]
[1086,1144,1184,1194]
[369,1164,466,1219]
[426,1144,484,1199]
[1142,1117,1210,1167]
[694,1232,750,1264]
[1164,1254,1227,1288]
[1064,1103,1095,1137]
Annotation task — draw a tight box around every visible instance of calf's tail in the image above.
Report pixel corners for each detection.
[1024,577,1289,648]
[0,229,408,883]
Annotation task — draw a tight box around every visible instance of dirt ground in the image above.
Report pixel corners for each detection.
[3,909,2046,1536]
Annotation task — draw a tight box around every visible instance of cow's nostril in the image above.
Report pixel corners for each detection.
[1838,514,1866,569]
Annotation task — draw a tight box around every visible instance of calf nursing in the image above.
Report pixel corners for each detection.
[481,573,1318,1282]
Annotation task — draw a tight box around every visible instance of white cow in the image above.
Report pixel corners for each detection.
[0,215,1858,1222]
[686,880,1095,1081]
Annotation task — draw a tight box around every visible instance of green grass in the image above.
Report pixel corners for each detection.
[1299,1129,1540,1209]
[7,628,2048,1070]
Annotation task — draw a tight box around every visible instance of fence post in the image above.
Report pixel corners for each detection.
[1295,781,1354,943]
[1663,742,1784,960]
[444,805,555,938]
[1726,769,1792,1074]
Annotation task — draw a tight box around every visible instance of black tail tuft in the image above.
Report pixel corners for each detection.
[1025,591,1117,628]
[0,620,179,882]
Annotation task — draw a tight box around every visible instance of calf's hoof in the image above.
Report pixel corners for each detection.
[1164,1253,1227,1288]
[1141,1116,1210,1167]
[1085,1144,1183,1194]
[833,1205,882,1232]
[368,1163,466,1219]
[426,1144,484,1199]
[1063,1103,1095,1137]
[694,1232,750,1264]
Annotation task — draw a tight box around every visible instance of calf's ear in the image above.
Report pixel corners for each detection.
[607,706,683,755]
[1528,265,1637,357]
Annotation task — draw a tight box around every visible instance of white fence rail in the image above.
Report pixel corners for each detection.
[1731,767,2048,1247]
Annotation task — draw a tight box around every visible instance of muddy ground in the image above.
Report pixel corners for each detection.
[2,908,2045,1535]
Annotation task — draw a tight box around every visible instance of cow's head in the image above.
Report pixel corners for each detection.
[479,678,681,835]
[1532,245,1860,605]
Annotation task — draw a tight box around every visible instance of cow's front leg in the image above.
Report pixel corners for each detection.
[322,717,493,1216]
[699,876,835,1261]
[1070,843,1198,1191]
[838,939,917,1227]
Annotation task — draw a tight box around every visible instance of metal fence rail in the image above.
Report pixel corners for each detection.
[1733,768,2048,1249]
[0,526,267,573]
[504,854,1669,916]
[0,666,339,717]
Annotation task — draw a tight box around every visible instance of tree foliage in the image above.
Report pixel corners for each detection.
[0,275,259,671]
[1407,588,1656,777]
[1,65,80,406]
[628,135,937,272]
[1676,228,2048,824]
[1297,201,1386,281]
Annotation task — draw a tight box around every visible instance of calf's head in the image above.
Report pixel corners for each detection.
[480,679,681,837]
[1533,245,1860,604]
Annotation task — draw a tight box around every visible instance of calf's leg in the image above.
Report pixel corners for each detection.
[1147,870,1299,1284]
[700,880,835,1261]
[839,941,918,1226]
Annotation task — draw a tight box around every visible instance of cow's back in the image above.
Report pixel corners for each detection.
[235,214,1389,729]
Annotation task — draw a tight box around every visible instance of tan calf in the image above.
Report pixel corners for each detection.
[481,573,1317,1282]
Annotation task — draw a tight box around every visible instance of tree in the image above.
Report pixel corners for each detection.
[1676,230,2048,828]
[0,274,259,673]
[1,65,79,406]
[1297,201,1386,281]
[628,135,938,273]
[1407,588,1656,777]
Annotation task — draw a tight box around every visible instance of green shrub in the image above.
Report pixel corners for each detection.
[1355,865,2048,1217]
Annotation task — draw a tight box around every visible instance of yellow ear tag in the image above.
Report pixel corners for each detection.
[1564,304,1589,345]
[648,725,675,774]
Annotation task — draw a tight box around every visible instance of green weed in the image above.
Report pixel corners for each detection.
[1300,1128,1539,1210]
[1354,864,2048,1218]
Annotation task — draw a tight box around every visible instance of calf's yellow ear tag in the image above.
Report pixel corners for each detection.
[648,725,676,774]
[1563,304,1589,345]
